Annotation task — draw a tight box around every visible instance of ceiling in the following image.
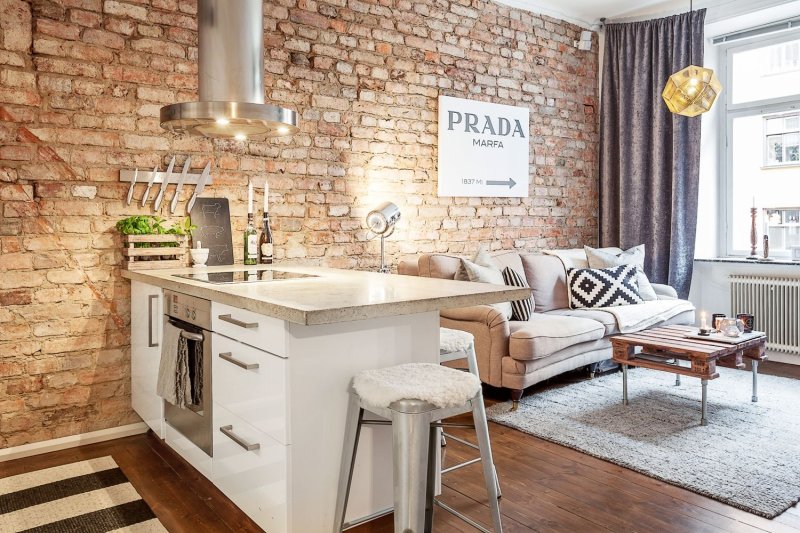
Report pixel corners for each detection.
[494,0,798,28]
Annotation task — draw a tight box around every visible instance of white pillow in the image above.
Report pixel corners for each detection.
[584,245,658,301]
[461,258,513,320]
[454,246,498,281]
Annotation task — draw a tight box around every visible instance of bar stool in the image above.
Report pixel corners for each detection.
[333,362,503,533]
[439,328,501,498]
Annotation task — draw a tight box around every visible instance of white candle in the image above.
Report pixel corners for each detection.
[263,179,269,213]
[700,311,708,329]
[247,180,253,214]
[752,196,755,208]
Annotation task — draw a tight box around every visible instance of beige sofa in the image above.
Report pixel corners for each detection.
[399,250,695,408]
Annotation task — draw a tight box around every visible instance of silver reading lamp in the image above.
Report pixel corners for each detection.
[366,201,401,274]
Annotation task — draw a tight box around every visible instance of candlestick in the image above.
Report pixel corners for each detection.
[263,179,269,213]
[747,207,759,259]
[247,180,253,214]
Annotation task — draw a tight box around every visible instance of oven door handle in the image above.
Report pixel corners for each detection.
[179,330,204,342]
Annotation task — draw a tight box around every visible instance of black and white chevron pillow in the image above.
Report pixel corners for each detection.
[502,267,533,321]
[567,265,643,309]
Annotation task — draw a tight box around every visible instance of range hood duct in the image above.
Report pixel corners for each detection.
[160,0,298,139]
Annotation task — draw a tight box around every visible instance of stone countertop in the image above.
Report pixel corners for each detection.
[694,257,800,267]
[121,264,530,326]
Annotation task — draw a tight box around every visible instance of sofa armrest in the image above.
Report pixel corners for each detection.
[440,306,509,388]
[441,305,508,328]
[651,283,678,300]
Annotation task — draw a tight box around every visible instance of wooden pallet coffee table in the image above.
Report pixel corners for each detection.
[610,325,767,426]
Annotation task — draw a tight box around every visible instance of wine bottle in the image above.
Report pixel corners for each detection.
[259,211,273,264]
[243,212,258,265]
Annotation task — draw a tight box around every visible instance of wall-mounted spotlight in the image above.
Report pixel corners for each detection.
[366,201,400,274]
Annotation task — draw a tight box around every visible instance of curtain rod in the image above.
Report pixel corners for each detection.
[712,16,800,44]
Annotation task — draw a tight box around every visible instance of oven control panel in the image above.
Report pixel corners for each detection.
[164,289,211,329]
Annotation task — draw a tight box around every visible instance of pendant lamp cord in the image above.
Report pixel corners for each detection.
[689,0,693,62]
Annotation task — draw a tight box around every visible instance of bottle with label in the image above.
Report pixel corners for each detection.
[259,211,273,264]
[243,212,258,265]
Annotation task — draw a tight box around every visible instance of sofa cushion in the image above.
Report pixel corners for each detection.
[502,266,533,321]
[585,245,658,301]
[462,258,513,319]
[545,308,619,335]
[546,301,695,335]
[418,254,461,279]
[520,255,570,313]
[508,314,605,361]
[455,247,498,281]
[567,265,643,309]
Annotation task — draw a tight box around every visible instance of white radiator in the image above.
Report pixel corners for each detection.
[730,275,800,355]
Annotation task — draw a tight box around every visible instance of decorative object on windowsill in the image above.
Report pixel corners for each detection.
[661,0,722,117]
[747,205,759,260]
[762,234,774,261]
[366,201,401,274]
[116,215,195,270]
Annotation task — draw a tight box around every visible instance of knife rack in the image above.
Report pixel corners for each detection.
[119,169,213,185]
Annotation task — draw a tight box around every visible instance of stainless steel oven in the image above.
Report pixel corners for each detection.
[163,290,213,456]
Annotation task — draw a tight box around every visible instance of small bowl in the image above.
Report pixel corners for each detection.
[190,248,209,267]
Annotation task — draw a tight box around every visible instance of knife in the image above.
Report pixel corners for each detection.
[126,168,138,206]
[187,162,211,213]
[141,165,159,207]
[170,156,192,214]
[154,155,176,211]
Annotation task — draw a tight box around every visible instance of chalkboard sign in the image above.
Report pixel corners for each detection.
[189,198,234,266]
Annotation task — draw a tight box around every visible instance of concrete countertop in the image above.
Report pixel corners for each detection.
[121,264,530,325]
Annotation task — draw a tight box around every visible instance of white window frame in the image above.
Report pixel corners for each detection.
[719,30,800,258]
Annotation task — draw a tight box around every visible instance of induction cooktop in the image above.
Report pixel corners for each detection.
[173,270,317,284]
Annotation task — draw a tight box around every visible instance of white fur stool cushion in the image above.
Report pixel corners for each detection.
[440,327,473,354]
[353,363,481,409]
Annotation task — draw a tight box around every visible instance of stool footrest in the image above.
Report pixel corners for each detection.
[441,432,479,450]
[442,457,481,474]
[434,499,492,533]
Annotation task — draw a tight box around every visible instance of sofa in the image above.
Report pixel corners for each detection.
[398,249,696,409]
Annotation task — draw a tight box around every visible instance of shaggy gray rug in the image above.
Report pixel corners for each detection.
[486,367,800,518]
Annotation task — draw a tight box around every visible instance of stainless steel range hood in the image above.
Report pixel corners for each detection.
[160,0,298,139]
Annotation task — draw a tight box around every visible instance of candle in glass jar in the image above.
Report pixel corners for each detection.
[247,180,253,214]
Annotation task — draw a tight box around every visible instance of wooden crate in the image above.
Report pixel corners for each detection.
[123,234,186,270]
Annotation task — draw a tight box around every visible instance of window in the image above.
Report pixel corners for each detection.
[764,112,800,167]
[721,32,800,258]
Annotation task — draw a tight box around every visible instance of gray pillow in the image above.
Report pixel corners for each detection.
[461,258,513,320]
[454,246,499,281]
[584,245,658,301]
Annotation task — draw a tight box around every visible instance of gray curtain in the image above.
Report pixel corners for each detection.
[599,11,705,299]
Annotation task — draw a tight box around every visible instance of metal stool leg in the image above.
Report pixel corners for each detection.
[472,391,503,532]
[425,426,438,533]
[392,411,431,533]
[333,392,364,533]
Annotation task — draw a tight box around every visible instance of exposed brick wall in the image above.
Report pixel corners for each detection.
[0,0,598,446]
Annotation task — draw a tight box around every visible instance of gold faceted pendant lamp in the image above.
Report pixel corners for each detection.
[662,1,722,117]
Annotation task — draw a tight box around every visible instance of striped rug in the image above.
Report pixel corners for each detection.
[0,456,167,532]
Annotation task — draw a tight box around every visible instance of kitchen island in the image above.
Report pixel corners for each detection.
[122,265,528,532]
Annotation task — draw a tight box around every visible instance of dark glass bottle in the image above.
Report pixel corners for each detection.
[259,211,273,264]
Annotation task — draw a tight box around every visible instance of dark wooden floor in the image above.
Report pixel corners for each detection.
[2,360,798,533]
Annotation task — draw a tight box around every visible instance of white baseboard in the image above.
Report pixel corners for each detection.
[0,422,149,463]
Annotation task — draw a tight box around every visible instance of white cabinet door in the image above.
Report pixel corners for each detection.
[213,404,288,533]
[212,301,287,356]
[130,280,165,437]
[213,333,289,445]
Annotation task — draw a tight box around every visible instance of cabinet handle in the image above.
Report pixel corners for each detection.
[218,352,259,370]
[218,314,258,329]
[148,294,159,348]
[220,425,260,451]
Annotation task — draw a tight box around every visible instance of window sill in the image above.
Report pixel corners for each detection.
[694,257,800,266]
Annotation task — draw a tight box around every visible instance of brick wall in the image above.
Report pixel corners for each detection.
[0,0,598,447]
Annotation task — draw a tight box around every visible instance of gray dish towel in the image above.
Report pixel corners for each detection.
[157,322,191,408]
